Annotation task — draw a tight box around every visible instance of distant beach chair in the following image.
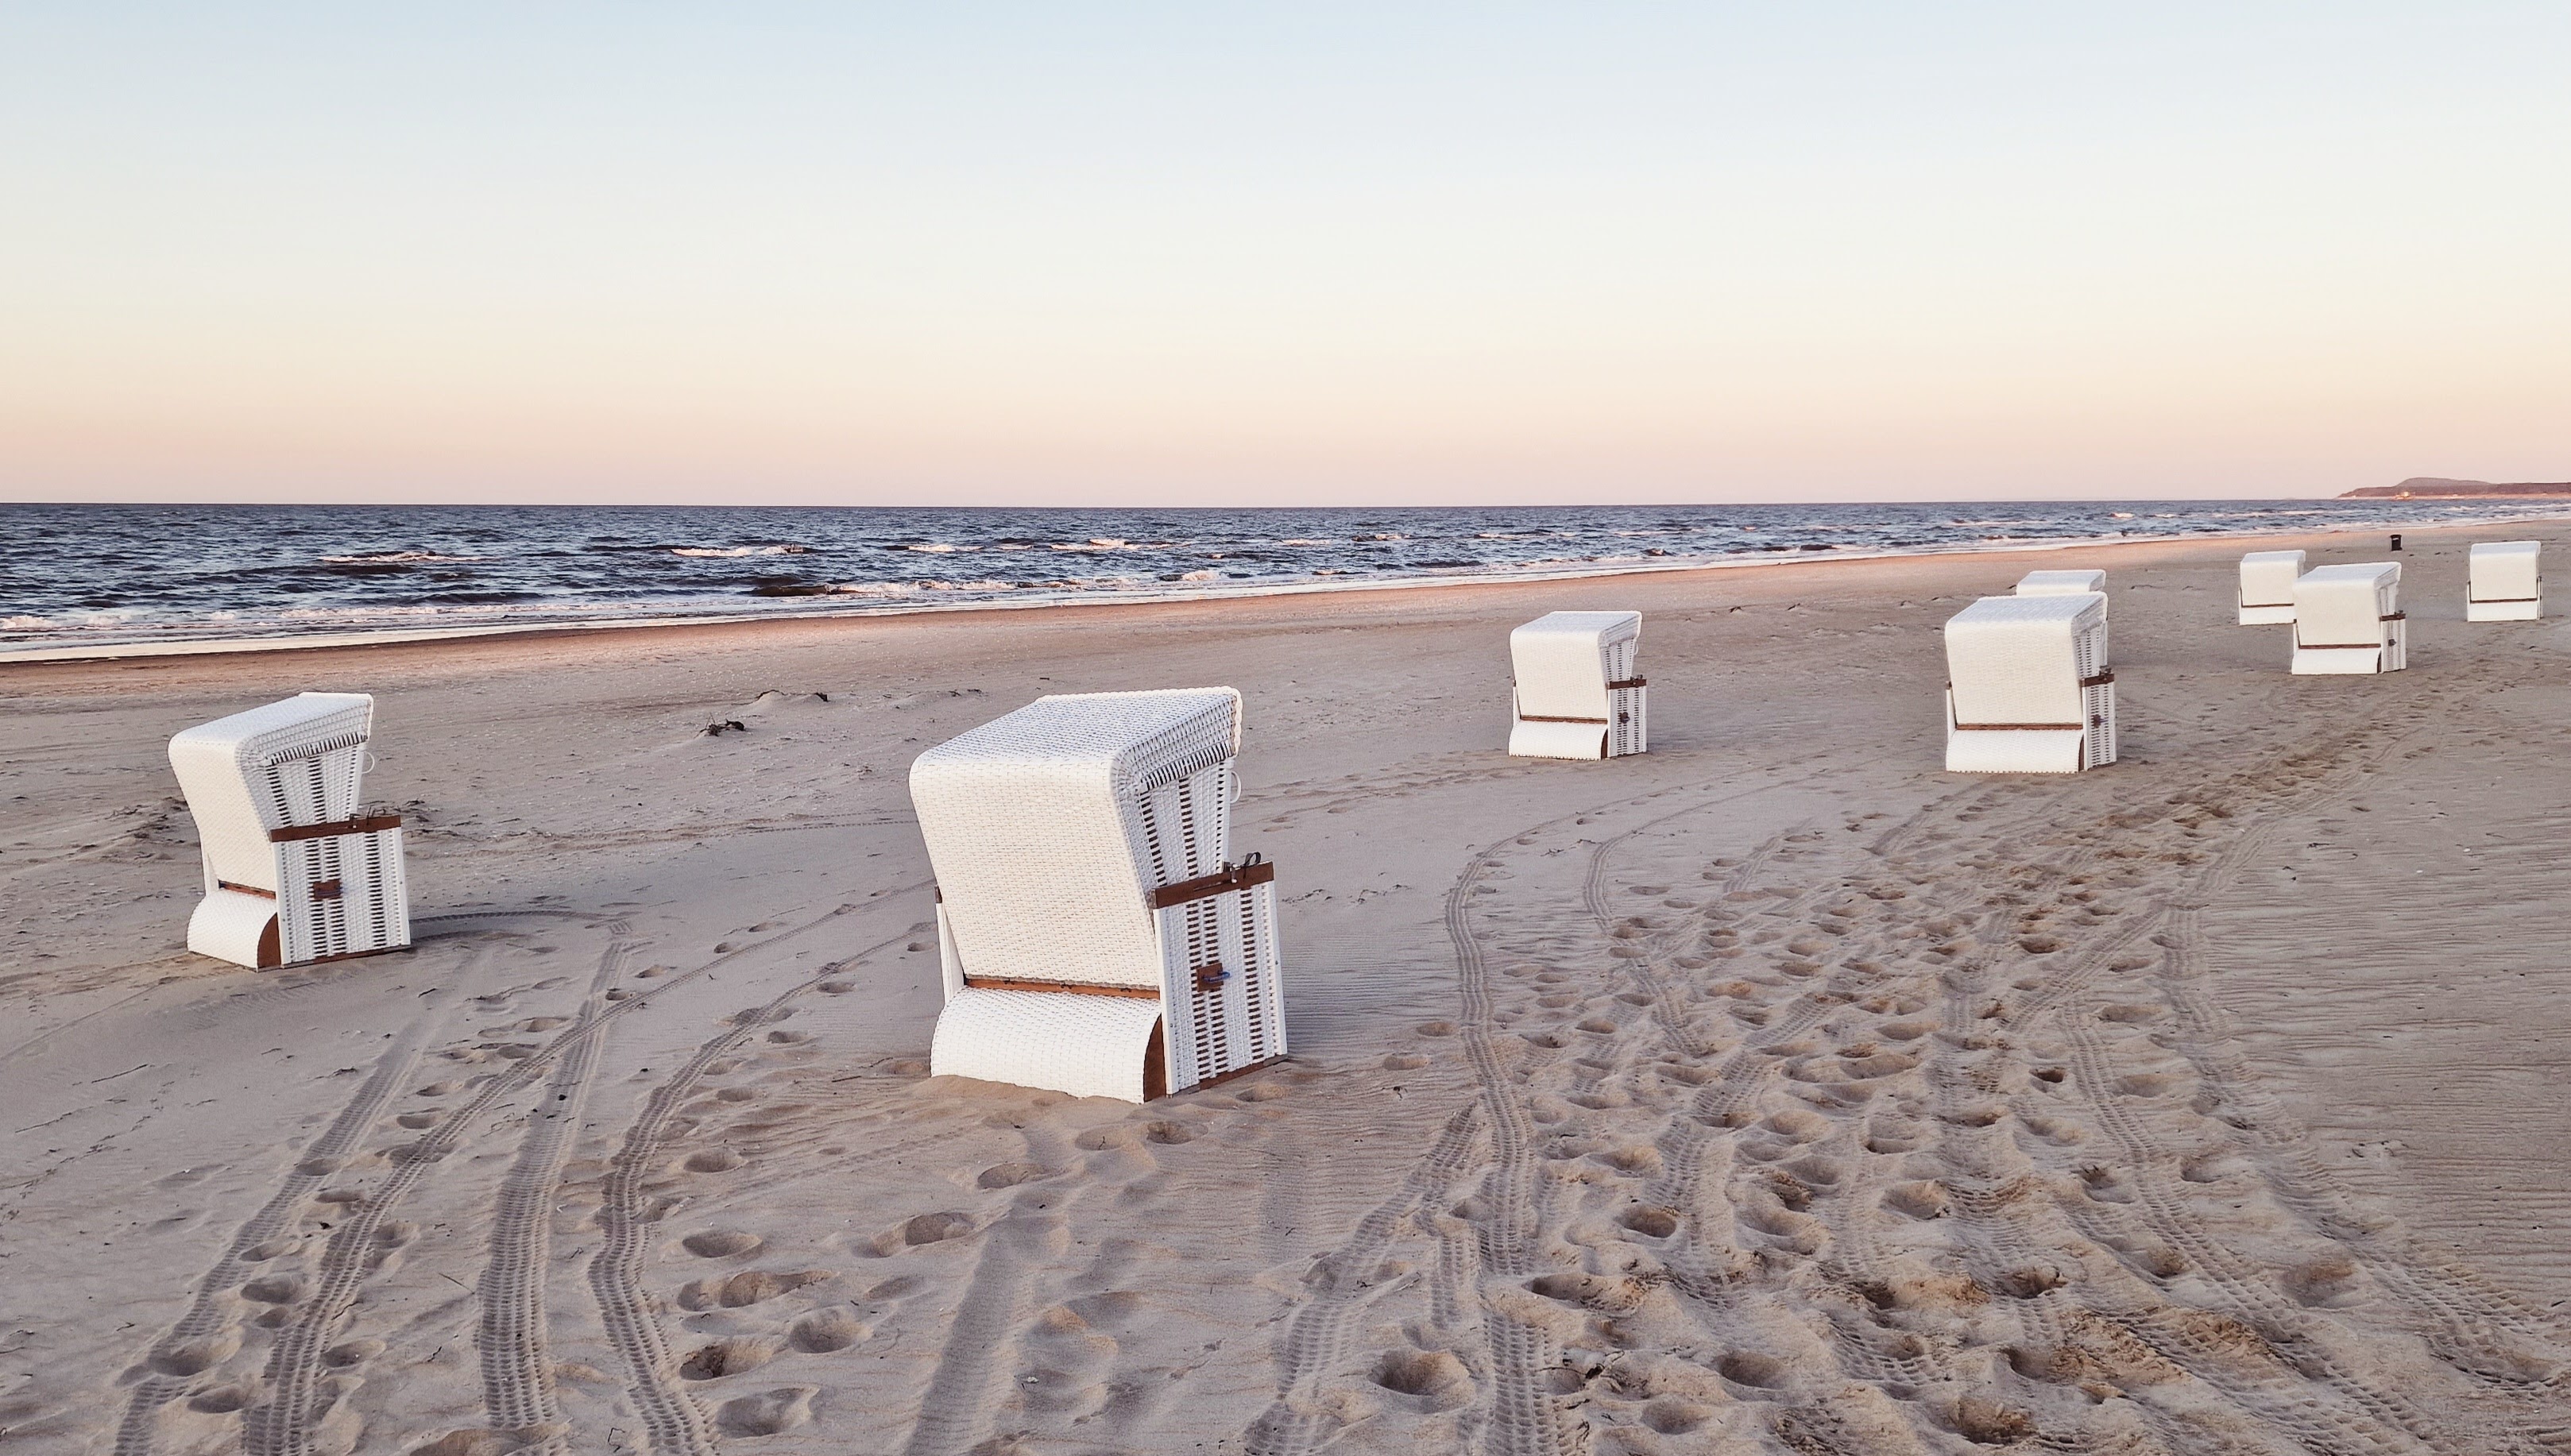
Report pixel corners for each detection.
[2237,550,2304,625]
[2014,569,2107,598]
[1943,593,2116,774]
[2291,563,2406,674]
[912,688,1286,1103]
[168,693,412,969]
[1508,610,1647,759]
[2468,541,2542,621]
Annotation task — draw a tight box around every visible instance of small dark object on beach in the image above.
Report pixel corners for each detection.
[2391,534,2403,551]
[702,720,749,736]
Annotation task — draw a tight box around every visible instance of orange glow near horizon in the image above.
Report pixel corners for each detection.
[4,8,2567,506]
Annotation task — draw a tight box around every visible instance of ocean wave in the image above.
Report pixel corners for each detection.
[319,550,486,564]
[16,497,2571,651]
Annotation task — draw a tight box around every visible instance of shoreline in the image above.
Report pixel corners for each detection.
[10,508,2561,666]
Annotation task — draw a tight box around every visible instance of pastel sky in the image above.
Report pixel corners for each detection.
[4,5,2565,507]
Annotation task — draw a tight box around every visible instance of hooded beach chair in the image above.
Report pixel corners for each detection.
[1942,593,2116,774]
[2291,563,2405,674]
[912,688,1286,1103]
[2237,550,2304,625]
[168,693,411,969]
[2015,569,2106,599]
[2468,541,2542,622]
[1507,610,1647,759]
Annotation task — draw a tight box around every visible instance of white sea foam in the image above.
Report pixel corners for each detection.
[671,544,808,557]
[320,550,486,564]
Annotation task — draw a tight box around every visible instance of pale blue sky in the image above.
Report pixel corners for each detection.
[4,5,2566,504]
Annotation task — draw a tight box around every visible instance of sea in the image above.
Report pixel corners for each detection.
[4,498,2561,653]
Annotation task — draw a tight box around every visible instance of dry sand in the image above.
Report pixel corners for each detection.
[6,522,2571,1454]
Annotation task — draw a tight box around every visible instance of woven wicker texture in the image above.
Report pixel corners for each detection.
[2238,550,2306,624]
[2016,569,2107,597]
[188,889,280,967]
[2469,542,2541,620]
[1943,720,2086,774]
[930,988,1165,1103]
[918,686,1286,1101]
[1509,719,1608,759]
[278,826,411,964]
[1944,593,2109,727]
[168,693,375,887]
[1154,878,1286,1090]
[1607,685,1648,758]
[2292,564,2403,674]
[1943,593,2114,774]
[1509,611,1640,722]
[912,689,1241,988]
[168,693,410,969]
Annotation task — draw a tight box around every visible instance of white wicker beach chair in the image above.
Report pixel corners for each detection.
[1943,593,2115,774]
[167,693,411,969]
[912,688,1286,1103]
[2291,563,2405,674]
[2015,569,2106,598]
[2468,541,2542,622]
[1507,610,1647,759]
[2237,550,2305,625]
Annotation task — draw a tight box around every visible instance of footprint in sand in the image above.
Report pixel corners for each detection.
[1616,1205,1680,1238]
[242,1273,307,1303]
[150,1330,242,1377]
[790,1305,868,1352]
[714,1388,816,1437]
[1368,1347,1473,1412]
[975,1162,1052,1189]
[678,1269,837,1310]
[186,1386,251,1413]
[321,1338,385,1368]
[679,1336,779,1380]
[867,1211,974,1253]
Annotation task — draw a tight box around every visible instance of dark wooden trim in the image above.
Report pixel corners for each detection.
[962,975,1161,1000]
[2469,596,2540,604]
[1605,678,1647,690]
[1143,1019,1167,1101]
[1148,859,1277,910]
[270,814,402,844]
[1952,722,2086,732]
[1517,714,1608,725]
[2078,670,2114,688]
[2380,611,2407,621]
[216,881,278,900]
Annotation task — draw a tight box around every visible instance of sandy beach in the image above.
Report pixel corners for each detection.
[8,519,2571,1454]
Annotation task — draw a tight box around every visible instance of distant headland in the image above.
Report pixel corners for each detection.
[2342,477,2571,499]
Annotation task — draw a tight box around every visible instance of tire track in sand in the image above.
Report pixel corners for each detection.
[587,924,917,1456]
[231,903,871,1456]
[473,917,640,1451]
[1243,1102,1487,1456]
[110,952,466,1456]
